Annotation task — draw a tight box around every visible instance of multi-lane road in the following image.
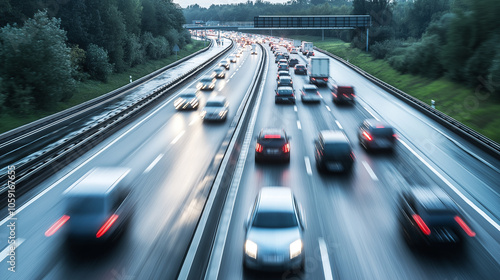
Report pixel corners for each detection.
[1,36,499,280]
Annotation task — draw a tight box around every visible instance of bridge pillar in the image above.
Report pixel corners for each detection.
[366,28,369,52]
[322,29,324,41]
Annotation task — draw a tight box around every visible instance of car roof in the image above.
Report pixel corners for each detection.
[303,84,317,90]
[410,187,456,212]
[277,86,293,91]
[257,187,294,213]
[206,95,227,103]
[279,76,291,80]
[65,167,130,196]
[363,119,392,129]
[320,130,349,143]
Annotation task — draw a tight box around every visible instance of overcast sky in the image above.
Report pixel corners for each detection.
[174,0,289,9]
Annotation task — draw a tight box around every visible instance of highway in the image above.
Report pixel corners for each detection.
[0,36,499,280]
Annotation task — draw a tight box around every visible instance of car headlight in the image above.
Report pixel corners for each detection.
[245,240,257,259]
[289,239,302,259]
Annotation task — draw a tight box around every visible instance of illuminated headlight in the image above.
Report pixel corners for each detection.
[200,111,207,118]
[289,239,302,259]
[174,98,184,108]
[245,240,257,259]
[219,110,227,117]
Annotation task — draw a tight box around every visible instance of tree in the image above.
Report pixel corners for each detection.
[0,10,75,112]
[85,43,113,82]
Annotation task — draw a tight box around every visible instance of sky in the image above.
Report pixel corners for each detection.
[174,0,289,9]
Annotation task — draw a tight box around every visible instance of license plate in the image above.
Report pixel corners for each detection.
[327,162,343,171]
[266,149,279,154]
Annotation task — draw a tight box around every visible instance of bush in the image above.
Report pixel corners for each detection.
[370,39,404,59]
[85,44,113,82]
[141,32,170,60]
[487,51,500,95]
[123,33,144,67]
[464,36,498,87]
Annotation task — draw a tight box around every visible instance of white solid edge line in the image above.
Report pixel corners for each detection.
[361,160,378,181]
[203,51,268,280]
[297,120,302,130]
[335,120,343,130]
[305,157,312,176]
[319,238,334,280]
[171,130,185,145]
[143,154,164,174]
[0,239,25,262]
[398,139,500,232]
[0,51,219,227]
[363,106,379,120]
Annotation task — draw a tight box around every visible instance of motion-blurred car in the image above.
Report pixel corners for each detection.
[278,59,288,66]
[277,76,293,88]
[290,48,298,54]
[330,84,355,105]
[358,119,397,152]
[229,55,237,63]
[288,58,299,67]
[201,96,229,122]
[399,187,475,249]
[276,70,290,81]
[294,64,307,75]
[197,76,216,91]
[211,67,226,79]
[277,63,288,71]
[314,130,354,173]
[275,87,295,104]
[300,84,321,103]
[174,91,200,110]
[255,128,290,163]
[219,59,230,69]
[275,54,285,63]
[244,187,305,271]
[47,168,132,244]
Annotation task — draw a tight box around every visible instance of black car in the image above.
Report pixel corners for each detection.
[399,187,475,250]
[277,63,289,71]
[219,60,230,70]
[275,86,295,104]
[358,119,397,152]
[314,130,354,173]
[331,84,355,105]
[289,58,299,67]
[277,76,293,87]
[294,64,307,75]
[275,54,285,63]
[300,84,321,103]
[255,128,291,163]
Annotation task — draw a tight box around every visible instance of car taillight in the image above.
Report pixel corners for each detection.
[350,152,355,160]
[323,78,328,81]
[412,214,431,235]
[362,131,373,141]
[317,91,320,96]
[283,143,290,153]
[45,215,70,237]
[311,78,316,81]
[256,143,263,153]
[393,134,398,139]
[332,93,337,98]
[343,94,349,98]
[96,214,119,238]
[454,216,476,237]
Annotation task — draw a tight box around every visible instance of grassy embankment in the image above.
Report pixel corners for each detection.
[0,40,206,134]
[294,36,500,143]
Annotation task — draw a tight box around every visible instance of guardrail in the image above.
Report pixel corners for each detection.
[314,47,500,160]
[0,39,234,208]
[177,43,267,280]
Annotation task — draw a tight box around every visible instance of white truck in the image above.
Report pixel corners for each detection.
[308,57,330,86]
[301,41,313,55]
[293,39,301,48]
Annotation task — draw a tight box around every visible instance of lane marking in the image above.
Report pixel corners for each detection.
[398,139,500,231]
[319,238,334,280]
[294,106,298,112]
[361,160,378,181]
[171,130,185,145]
[189,118,197,126]
[0,239,25,262]
[326,105,331,112]
[335,120,343,130]
[297,121,302,130]
[144,154,164,173]
[230,73,235,79]
[305,157,312,176]
[363,106,379,120]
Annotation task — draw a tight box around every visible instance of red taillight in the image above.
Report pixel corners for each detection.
[323,78,328,81]
[45,215,70,237]
[332,93,337,98]
[256,143,263,153]
[362,131,373,141]
[350,152,355,160]
[412,214,431,235]
[264,135,282,139]
[376,125,385,128]
[393,134,398,139]
[311,78,316,81]
[454,216,476,237]
[283,143,290,153]
[343,94,349,98]
[96,214,119,238]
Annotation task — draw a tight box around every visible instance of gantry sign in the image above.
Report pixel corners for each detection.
[253,15,371,51]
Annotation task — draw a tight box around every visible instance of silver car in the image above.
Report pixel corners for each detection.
[201,96,229,122]
[244,187,305,271]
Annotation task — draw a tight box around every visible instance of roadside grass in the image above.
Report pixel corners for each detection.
[293,35,500,143]
[0,41,205,134]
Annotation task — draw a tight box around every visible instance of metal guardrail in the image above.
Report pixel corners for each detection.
[315,47,500,160]
[0,39,234,208]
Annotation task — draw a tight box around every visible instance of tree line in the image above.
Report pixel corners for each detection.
[185,0,500,95]
[0,0,191,114]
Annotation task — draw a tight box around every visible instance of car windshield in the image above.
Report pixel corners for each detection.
[252,210,298,228]
[324,142,351,154]
[277,89,293,95]
[181,93,196,98]
[372,127,394,136]
[296,65,305,69]
[206,101,223,107]
[66,196,106,215]
[304,88,317,94]
[201,78,212,83]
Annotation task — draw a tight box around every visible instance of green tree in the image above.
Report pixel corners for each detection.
[85,43,113,82]
[0,10,75,112]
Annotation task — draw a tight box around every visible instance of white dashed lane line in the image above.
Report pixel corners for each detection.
[297,121,302,130]
[319,238,334,280]
[304,157,312,176]
[362,160,379,181]
[326,105,331,111]
[144,153,164,173]
[294,106,298,112]
[335,120,343,130]
[0,239,25,263]
[171,130,185,145]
